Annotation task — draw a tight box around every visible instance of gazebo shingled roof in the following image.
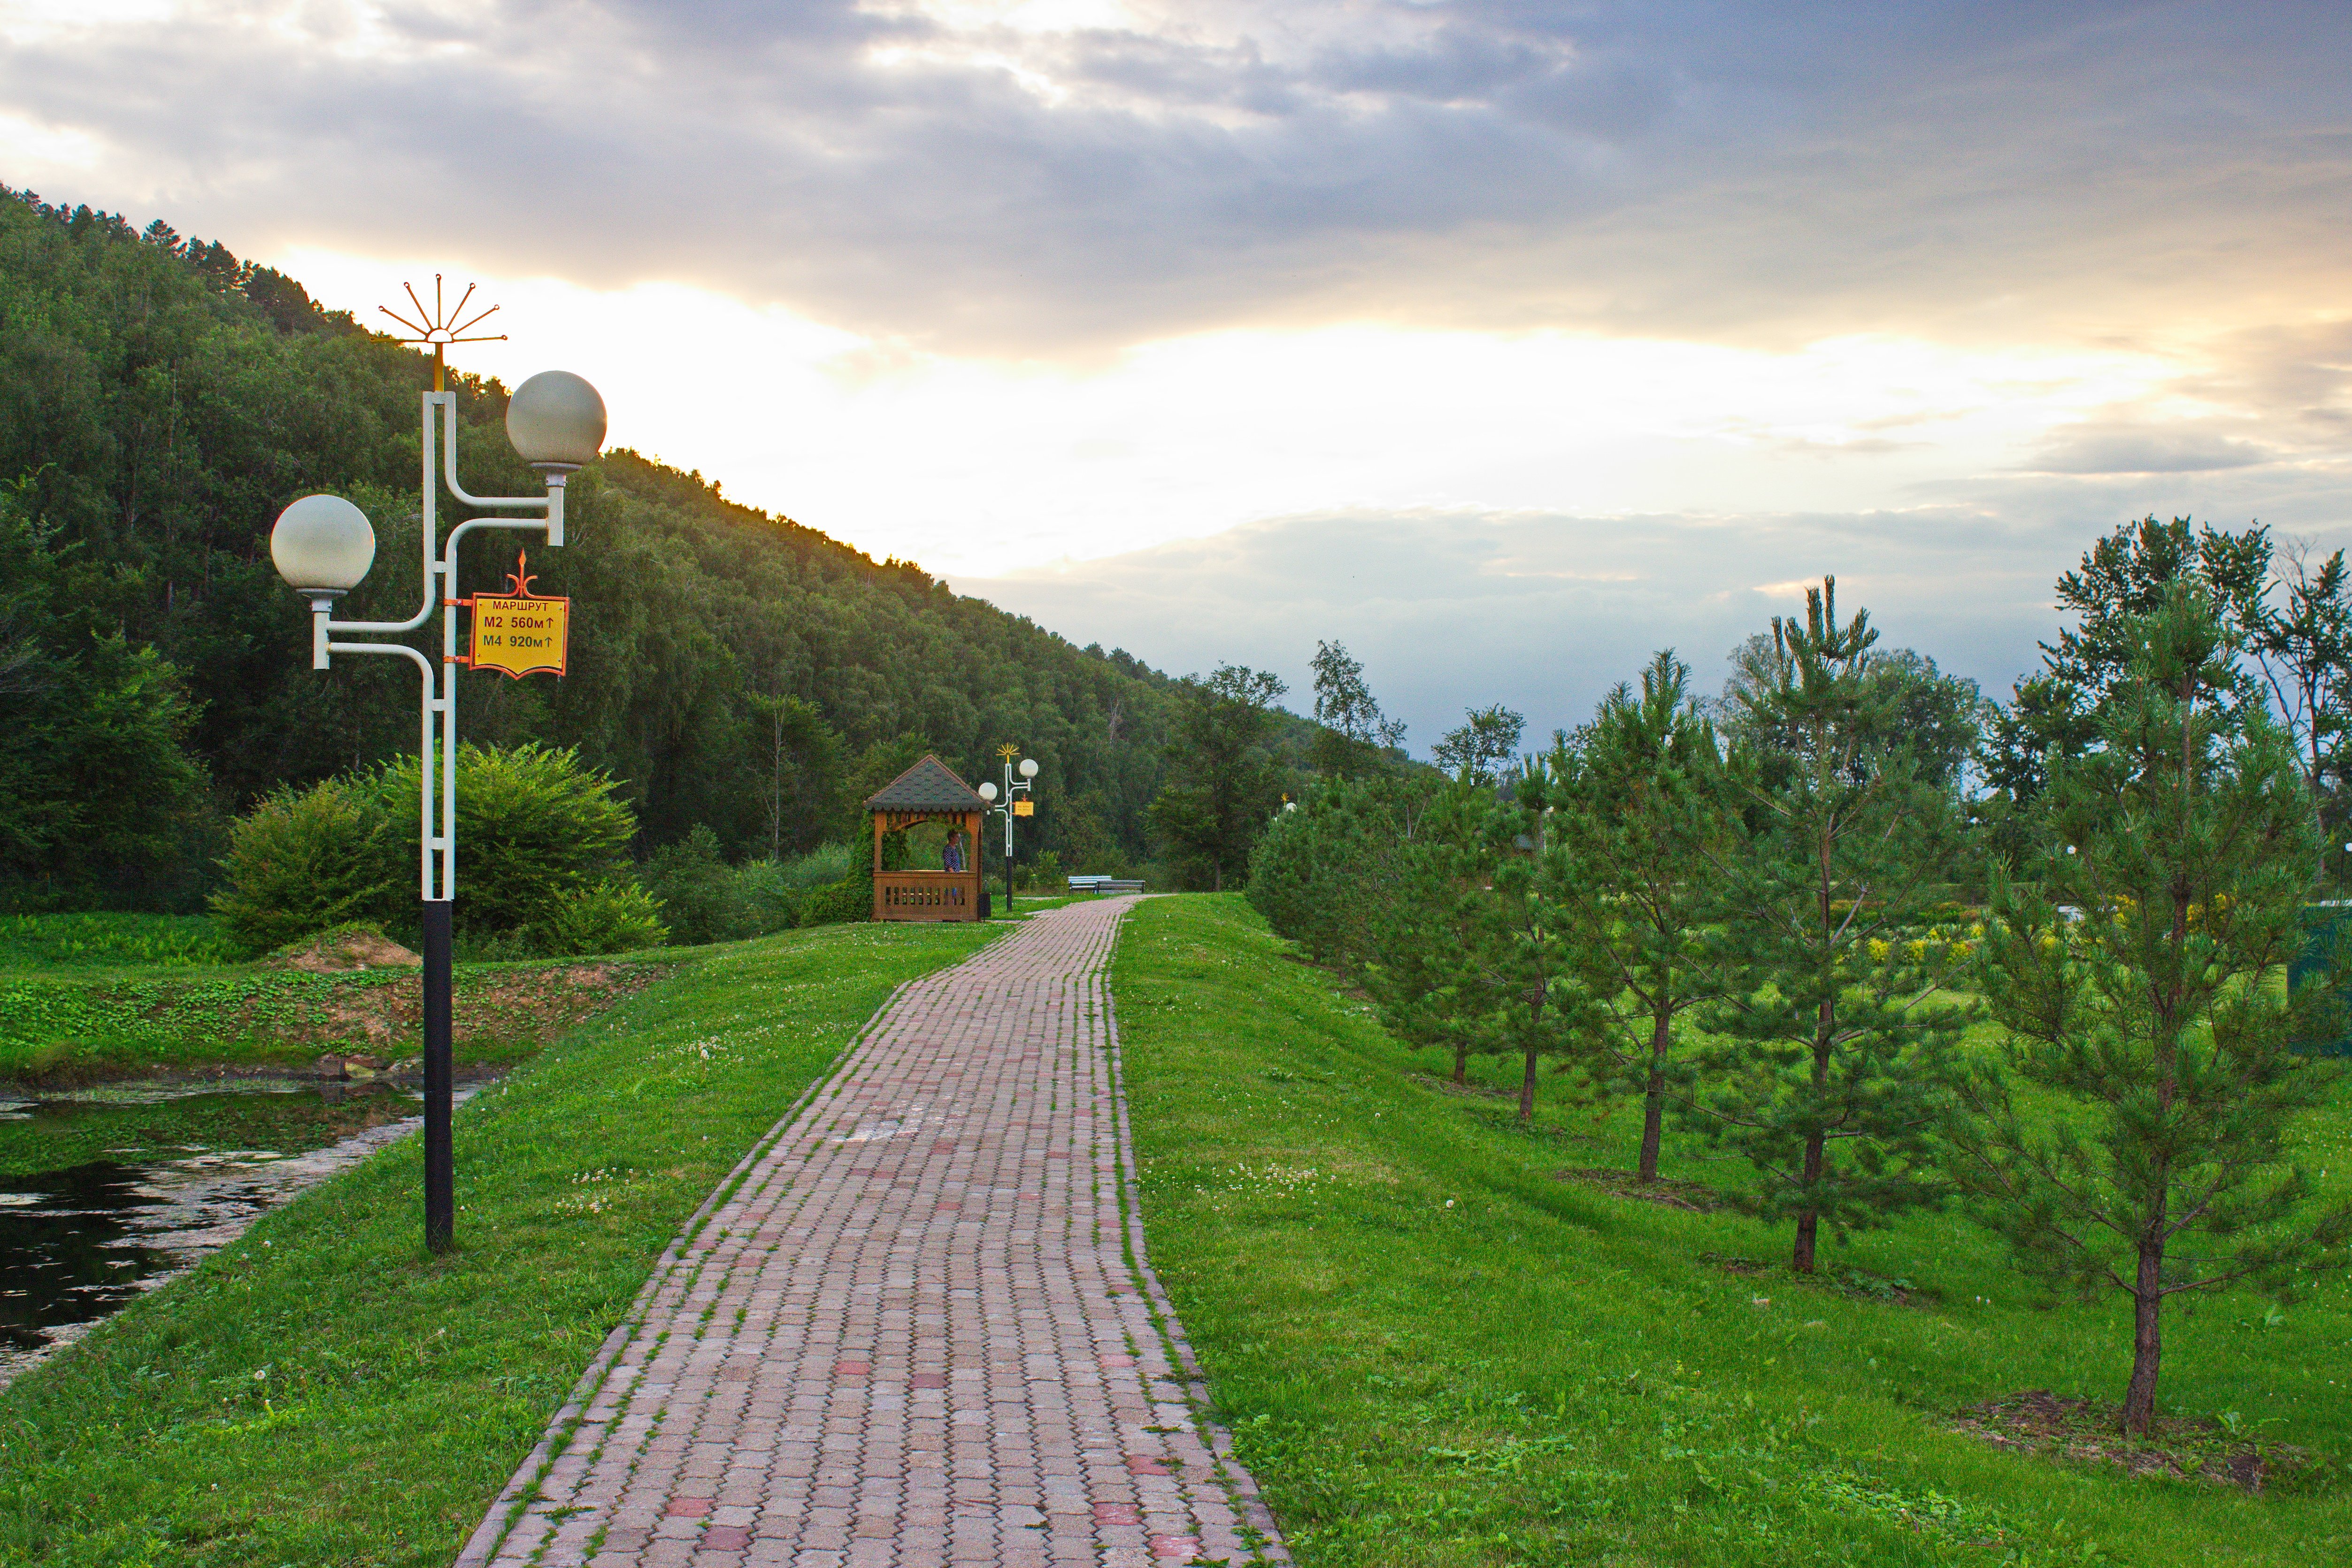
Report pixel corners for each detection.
[865,754,987,814]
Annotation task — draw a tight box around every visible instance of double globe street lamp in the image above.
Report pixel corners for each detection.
[268,364,606,1253]
[977,753,1039,912]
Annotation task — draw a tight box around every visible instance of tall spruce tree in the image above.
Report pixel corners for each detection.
[1553,651,1730,1182]
[1950,584,2351,1433]
[1696,580,1969,1272]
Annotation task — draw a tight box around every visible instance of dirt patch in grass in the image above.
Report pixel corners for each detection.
[294,961,670,1053]
[1555,1166,1727,1213]
[1700,1253,1938,1308]
[1410,1072,1515,1100]
[262,924,421,973]
[1951,1390,2327,1495]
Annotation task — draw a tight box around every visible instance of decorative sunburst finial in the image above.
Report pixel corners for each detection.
[378,274,507,392]
[998,743,1020,761]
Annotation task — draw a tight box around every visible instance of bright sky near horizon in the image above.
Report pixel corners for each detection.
[4,0,2348,746]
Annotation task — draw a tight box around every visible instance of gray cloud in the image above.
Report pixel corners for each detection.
[2024,426,2274,475]
[948,460,2352,747]
[5,1,2347,354]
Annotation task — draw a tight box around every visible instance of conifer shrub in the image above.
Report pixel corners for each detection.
[530,877,669,956]
[796,865,874,927]
[642,826,762,946]
[208,777,391,953]
[211,744,641,952]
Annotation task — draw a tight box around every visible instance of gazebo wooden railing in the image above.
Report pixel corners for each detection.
[865,757,988,923]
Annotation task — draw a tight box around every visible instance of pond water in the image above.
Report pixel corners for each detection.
[0,1078,472,1391]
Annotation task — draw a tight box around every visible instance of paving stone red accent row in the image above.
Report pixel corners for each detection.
[458,898,1287,1568]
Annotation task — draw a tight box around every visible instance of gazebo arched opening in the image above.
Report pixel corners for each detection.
[865,754,987,922]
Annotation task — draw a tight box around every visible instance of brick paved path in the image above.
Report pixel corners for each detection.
[458,899,1288,1568]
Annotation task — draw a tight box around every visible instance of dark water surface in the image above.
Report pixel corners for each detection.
[0,1080,442,1389]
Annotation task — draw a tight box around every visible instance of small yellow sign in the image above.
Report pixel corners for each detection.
[1012,799,1034,817]
[464,552,570,679]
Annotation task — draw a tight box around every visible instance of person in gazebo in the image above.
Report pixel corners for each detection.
[942,827,968,873]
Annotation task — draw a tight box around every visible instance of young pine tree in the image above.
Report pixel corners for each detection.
[1361,779,1503,1087]
[1696,580,1970,1272]
[1552,650,1731,1183]
[1366,772,1591,1116]
[1950,585,2351,1433]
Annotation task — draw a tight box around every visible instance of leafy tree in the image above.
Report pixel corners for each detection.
[1308,639,1405,777]
[1552,652,1730,1182]
[1696,580,1971,1272]
[1431,704,1525,785]
[1981,517,2273,819]
[641,824,760,946]
[0,489,211,909]
[1865,648,1987,792]
[1150,665,1288,891]
[2244,541,2352,882]
[1948,584,2351,1432]
[2044,517,2269,705]
[744,692,845,861]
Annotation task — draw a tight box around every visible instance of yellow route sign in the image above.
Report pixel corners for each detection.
[1012,799,1034,817]
[462,551,570,679]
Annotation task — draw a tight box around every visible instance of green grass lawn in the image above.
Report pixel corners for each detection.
[1112,894,2352,1568]
[0,918,1000,1567]
[0,913,244,971]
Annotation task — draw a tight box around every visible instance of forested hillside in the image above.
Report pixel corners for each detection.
[0,185,1185,909]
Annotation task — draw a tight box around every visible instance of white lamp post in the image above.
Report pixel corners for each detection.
[977,750,1039,913]
[268,305,604,1254]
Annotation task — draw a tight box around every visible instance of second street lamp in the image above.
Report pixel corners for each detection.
[977,750,1039,913]
[268,298,604,1255]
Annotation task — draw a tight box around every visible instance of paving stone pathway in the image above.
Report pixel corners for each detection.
[459,898,1288,1568]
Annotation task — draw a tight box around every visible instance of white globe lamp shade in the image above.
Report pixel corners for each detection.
[507,370,607,473]
[979,782,999,803]
[1019,757,1039,779]
[270,494,376,596]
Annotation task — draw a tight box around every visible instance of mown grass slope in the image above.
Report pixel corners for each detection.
[1113,894,2352,1568]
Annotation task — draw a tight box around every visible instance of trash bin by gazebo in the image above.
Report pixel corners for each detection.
[865,754,987,922]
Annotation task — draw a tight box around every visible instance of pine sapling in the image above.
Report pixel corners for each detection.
[1552,650,1731,1182]
[1696,579,1971,1271]
[1952,584,2352,1433]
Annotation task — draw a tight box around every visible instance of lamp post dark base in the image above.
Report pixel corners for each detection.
[422,899,454,1253]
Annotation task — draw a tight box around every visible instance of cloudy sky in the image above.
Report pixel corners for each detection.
[5,0,2347,745]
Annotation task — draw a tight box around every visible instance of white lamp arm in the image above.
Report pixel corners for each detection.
[439,396,554,511]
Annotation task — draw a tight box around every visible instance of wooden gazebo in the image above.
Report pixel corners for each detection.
[865,754,987,922]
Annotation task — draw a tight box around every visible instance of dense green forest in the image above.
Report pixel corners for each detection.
[0,184,1210,912]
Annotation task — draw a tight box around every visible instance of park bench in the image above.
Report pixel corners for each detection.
[1067,875,1147,897]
